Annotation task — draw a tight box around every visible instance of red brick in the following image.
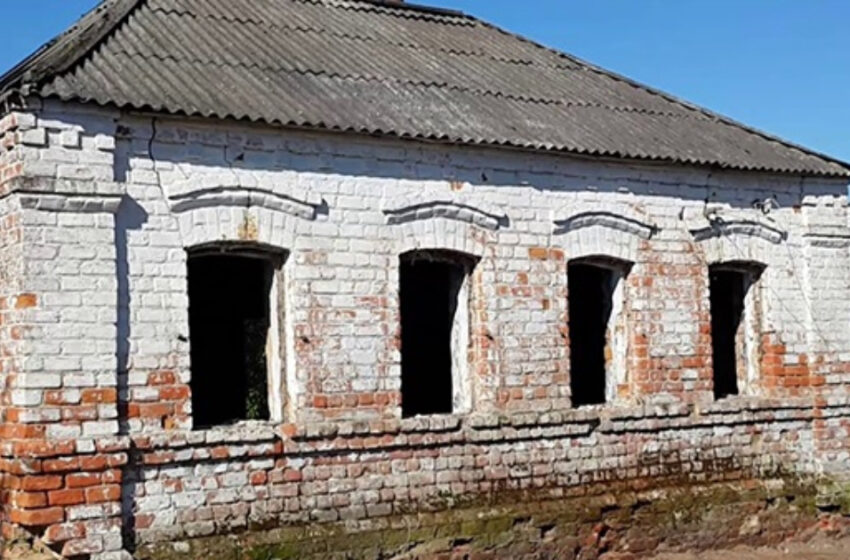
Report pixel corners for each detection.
[159,385,190,400]
[80,388,117,404]
[210,446,229,460]
[44,522,86,544]
[85,485,121,504]
[283,469,302,482]
[528,247,548,260]
[14,440,74,458]
[48,488,85,506]
[1,457,42,476]
[137,402,174,419]
[10,507,64,526]
[20,476,62,491]
[101,469,122,484]
[43,457,80,473]
[148,370,176,385]
[66,473,101,488]
[11,491,47,509]
[142,451,175,465]
[135,513,154,529]
[4,424,46,439]
[79,455,108,471]
[14,293,37,309]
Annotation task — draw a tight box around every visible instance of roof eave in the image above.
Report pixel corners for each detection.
[41,95,850,180]
[472,18,850,179]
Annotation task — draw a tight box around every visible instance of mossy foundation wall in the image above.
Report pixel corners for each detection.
[120,399,846,559]
[135,479,849,560]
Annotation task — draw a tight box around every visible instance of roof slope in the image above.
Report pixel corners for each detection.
[2,0,848,177]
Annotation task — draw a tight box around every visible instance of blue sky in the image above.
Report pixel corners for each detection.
[2,0,848,162]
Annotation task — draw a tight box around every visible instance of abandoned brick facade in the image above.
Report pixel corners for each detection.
[2,1,850,559]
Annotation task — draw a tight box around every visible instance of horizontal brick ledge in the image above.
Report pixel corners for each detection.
[112,400,837,458]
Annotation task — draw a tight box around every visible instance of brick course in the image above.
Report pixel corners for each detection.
[0,99,849,558]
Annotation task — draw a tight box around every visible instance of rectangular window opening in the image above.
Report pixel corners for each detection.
[569,262,622,407]
[188,252,280,428]
[709,265,758,400]
[400,253,470,418]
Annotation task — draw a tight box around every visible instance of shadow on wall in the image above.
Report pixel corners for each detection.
[115,195,149,433]
[114,195,149,552]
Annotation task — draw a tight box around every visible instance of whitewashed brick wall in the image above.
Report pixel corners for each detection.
[3,98,850,557]
[8,99,850,427]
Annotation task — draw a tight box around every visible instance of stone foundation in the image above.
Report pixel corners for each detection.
[134,478,850,560]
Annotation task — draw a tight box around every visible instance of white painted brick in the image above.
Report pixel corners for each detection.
[20,128,48,146]
[59,129,82,148]
[46,423,82,439]
[94,134,116,151]
[82,420,119,436]
[10,389,43,406]
[14,112,37,130]
[15,373,62,388]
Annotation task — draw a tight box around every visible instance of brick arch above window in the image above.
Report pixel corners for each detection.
[554,209,659,239]
[690,218,787,244]
[390,216,494,259]
[690,225,778,266]
[552,207,658,263]
[382,197,509,232]
[176,205,305,250]
[169,186,324,220]
[167,179,327,249]
[687,207,787,265]
[553,224,643,264]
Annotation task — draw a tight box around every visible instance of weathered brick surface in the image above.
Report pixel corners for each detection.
[0,99,849,558]
[131,480,850,560]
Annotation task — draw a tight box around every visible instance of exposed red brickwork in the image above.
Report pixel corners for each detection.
[485,247,566,410]
[0,439,127,557]
[759,335,821,394]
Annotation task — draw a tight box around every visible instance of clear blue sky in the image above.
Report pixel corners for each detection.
[2,0,848,162]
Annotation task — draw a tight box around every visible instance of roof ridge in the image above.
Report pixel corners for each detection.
[315,0,469,20]
[470,15,850,172]
[0,0,142,97]
[147,5,531,66]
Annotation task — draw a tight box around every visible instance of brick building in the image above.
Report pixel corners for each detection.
[1,0,850,558]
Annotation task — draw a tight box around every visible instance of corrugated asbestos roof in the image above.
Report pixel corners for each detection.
[2,0,848,177]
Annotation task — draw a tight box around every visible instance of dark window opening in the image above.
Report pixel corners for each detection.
[709,265,758,400]
[400,251,470,418]
[188,251,276,428]
[569,262,618,407]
